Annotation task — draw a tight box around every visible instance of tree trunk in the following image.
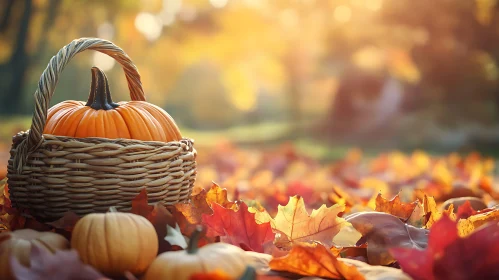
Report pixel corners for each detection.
[0,0,32,115]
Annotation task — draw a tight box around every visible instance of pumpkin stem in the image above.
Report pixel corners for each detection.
[187,225,203,254]
[85,67,120,110]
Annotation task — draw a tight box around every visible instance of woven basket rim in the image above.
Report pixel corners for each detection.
[12,132,195,147]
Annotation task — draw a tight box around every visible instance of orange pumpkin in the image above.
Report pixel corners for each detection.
[71,212,158,277]
[43,67,182,142]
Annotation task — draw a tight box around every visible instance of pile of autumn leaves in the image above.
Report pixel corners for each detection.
[2,147,499,280]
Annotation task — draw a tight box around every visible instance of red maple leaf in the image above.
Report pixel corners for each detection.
[201,202,275,253]
[131,188,154,218]
[456,200,477,220]
[286,181,314,203]
[129,189,177,253]
[390,214,499,280]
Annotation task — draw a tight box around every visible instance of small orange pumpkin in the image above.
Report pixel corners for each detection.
[0,229,69,280]
[71,211,158,277]
[43,67,182,142]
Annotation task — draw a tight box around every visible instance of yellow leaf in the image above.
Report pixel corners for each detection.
[272,196,347,249]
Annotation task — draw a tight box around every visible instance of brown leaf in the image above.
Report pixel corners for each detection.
[346,212,429,265]
[47,212,81,232]
[11,245,104,280]
[269,243,365,280]
[375,193,418,222]
[171,188,218,247]
[174,188,213,225]
[272,195,347,249]
[128,190,177,253]
[131,188,154,217]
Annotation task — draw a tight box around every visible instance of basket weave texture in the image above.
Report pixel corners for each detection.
[6,38,197,220]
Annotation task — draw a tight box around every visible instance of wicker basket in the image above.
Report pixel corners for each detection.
[6,38,197,221]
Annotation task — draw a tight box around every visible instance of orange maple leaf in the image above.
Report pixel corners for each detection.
[271,195,347,249]
[375,193,418,222]
[269,243,365,280]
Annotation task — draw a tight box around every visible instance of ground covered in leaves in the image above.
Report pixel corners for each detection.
[2,143,499,279]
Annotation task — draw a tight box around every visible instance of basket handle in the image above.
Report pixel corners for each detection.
[13,37,145,173]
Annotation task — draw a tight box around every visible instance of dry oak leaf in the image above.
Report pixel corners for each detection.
[202,202,275,253]
[374,193,418,222]
[271,195,347,249]
[11,245,104,280]
[391,214,499,280]
[269,243,365,280]
[346,212,428,266]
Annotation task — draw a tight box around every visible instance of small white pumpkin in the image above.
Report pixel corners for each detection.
[142,226,251,280]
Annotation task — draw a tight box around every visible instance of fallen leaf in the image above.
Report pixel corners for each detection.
[340,243,368,262]
[131,188,154,217]
[441,197,487,213]
[171,188,219,247]
[202,202,275,253]
[206,182,237,210]
[423,194,455,228]
[174,188,213,225]
[269,243,365,280]
[11,245,105,280]
[170,208,216,248]
[165,223,188,249]
[47,212,81,232]
[346,212,429,265]
[456,200,478,220]
[272,195,347,249]
[123,191,178,253]
[457,208,499,237]
[285,181,314,203]
[248,206,274,227]
[147,203,177,252]
[391,214,499,280]
[374,193,418,222]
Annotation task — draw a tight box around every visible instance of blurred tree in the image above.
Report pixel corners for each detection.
[381,0,499,126]
[0,0,61,115]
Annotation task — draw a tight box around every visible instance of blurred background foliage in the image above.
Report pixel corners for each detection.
[2,0,499,157]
